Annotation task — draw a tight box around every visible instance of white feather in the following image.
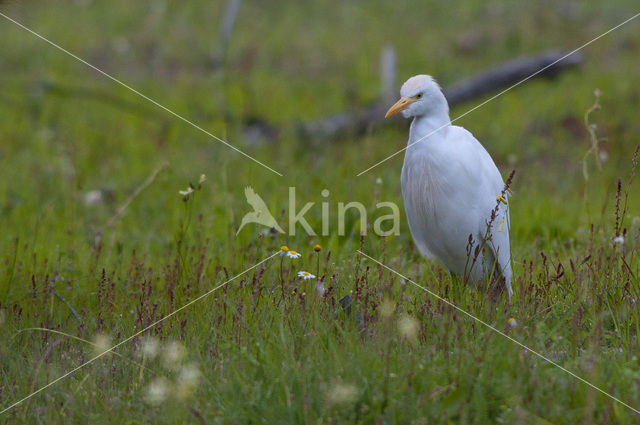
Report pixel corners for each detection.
[395,75,512,298]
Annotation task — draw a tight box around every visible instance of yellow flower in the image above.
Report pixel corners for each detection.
[280,246,289,256]
[313,244,322,252]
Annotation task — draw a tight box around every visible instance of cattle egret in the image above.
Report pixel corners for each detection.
[385,75,513,298]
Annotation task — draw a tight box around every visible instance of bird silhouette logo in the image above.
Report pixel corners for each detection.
[236,187,284,235]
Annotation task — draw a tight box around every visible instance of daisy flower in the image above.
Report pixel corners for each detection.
[613,235,625,245]
[297,271,316,280]
[286,250,301,259]
[179,187,194,196]
[280,246,289,256]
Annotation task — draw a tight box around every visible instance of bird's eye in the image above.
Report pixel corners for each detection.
[416,93,423,99]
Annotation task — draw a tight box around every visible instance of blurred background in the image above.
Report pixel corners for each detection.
[1,0,639,261]
[1,1,640,422]
[1,0,639,257]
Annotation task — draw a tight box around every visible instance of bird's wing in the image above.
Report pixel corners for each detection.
[244,186,270,212]
[438,126,512,285]
[454,126,513,291]
[401,160,437,260]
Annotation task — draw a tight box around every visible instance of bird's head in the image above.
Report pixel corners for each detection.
[385,75,447,119]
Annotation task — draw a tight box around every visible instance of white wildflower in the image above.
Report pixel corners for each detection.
[398,315,419,344]
[297,271,316,280]
[286,250,301,259]
[145,377,169,405]
[163,341,186,368]
[92,334,111,357]
[599,150,609,163]
[179,187,194,196]
[141,336,160,359]
[612,235,625,245]
[326,382,358,406]
[176,363,201,400]
[83,190,103,205]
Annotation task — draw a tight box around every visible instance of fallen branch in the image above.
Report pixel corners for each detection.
[297,49,584,141]
[35,81,163,119]
[29,50,583,145]
[53,290,82,323]
[443,49,584,104]
[106,162,168,228]
[95,162,169,247]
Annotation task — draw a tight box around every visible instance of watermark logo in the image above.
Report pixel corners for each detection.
[236,187,284,235]
[236,187,400,236]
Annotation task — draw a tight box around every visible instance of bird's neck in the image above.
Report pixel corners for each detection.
[409,110,451,147]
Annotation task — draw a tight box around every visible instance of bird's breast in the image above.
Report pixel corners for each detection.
[401,147,484,267]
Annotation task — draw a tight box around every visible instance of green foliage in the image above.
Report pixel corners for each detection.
[1,0,640,423]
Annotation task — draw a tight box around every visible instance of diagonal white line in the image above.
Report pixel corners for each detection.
[0,251,279,415]
[0,12,283,177]
[357,250,640,416]
[357,11,640,177]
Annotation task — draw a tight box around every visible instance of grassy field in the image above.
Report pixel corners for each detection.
[1,0,640,423]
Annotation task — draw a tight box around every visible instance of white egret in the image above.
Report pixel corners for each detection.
[385,75,513,298]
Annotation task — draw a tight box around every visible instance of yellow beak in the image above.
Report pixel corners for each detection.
[385,96,416,118]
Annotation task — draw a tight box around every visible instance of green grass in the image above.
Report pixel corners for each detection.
[1,0,640,423]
